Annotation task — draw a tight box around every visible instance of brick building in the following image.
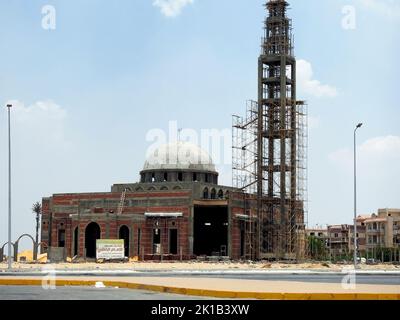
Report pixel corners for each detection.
[365,209,400,255]
[40,142,253,260]
[349,215,368,255]
[327,224,351,258]
[306,227,328,240]
[327,216,368,259]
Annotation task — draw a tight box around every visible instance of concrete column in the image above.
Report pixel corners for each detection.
[33,242,38,261]
[188,205,194,256]
[228,200,232,258]
[13,243,18,262]
[106,213,110,238]
[130,223,134,258]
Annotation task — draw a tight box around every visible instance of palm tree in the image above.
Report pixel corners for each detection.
[32,202,42,260]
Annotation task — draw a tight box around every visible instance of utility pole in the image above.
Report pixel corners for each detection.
[354,123,363,270]
[7,104,13,270]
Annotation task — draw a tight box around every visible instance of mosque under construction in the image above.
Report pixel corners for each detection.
[40,0,307,261]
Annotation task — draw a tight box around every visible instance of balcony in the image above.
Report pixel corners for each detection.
[366,229,383,234]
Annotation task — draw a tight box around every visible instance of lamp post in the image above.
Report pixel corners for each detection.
[354,123,363,270]
[6,104,12,270]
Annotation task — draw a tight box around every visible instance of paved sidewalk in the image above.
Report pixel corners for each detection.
[67,276,400,294]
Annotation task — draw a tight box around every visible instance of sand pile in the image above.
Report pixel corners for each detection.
[16,250,47,263]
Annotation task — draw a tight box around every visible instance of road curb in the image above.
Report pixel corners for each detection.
[0,278,399,300]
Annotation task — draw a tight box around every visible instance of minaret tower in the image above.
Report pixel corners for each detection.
[256,0,305,260]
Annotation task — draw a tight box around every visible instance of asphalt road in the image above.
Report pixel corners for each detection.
[0,273,399,300]
[0,286,208,300]
[31,272,400,286]
[2,272,399,285]
[186,274,400,285]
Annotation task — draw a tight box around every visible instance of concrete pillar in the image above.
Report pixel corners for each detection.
[13,243,18,262]
[188,205,194,256]
[228,201,232,259]
[129,224,134,258]
[33,243,38,261]
[106,213,110,238]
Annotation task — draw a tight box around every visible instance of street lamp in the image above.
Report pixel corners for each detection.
[354,123,363,270]
[6,104,12,270]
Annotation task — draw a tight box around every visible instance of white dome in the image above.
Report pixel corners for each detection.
[143,141,216,172]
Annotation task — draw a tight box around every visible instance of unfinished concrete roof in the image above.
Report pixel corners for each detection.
[143,141,217,172]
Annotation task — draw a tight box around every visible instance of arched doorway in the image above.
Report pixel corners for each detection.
[85,222,101,258]
[119,225,130,258]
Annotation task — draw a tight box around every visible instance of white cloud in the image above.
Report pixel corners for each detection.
[328,135,400,216]
[357,0,400,19]
[153,0,194,18]
[329,135,400,172]
[9,100,67,122]
[6,100,68,144]
[297,59,338,98]
[0,100,71,248]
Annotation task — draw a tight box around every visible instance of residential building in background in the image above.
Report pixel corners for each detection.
[327,224,351,259]
[349,215,368,256]
[365,209,400,257]
[325,209,400,261]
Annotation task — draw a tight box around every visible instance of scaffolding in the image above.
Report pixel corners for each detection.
[232,101,258,260]
[232,100,258,195]
[232,0,308,261]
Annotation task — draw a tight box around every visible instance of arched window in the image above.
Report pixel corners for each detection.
[210,188,216,199]
[160,186,168,191]
[218,190,224,199]
[203,187,209,199]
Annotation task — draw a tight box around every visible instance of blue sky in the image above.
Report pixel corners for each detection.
[0,0,399,246]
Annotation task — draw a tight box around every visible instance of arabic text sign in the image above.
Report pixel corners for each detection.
[96,239,124,260]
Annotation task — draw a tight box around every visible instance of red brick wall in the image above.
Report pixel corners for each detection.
[43,190,249,260]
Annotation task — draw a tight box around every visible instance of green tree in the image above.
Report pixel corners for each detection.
[308,235,328,261]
